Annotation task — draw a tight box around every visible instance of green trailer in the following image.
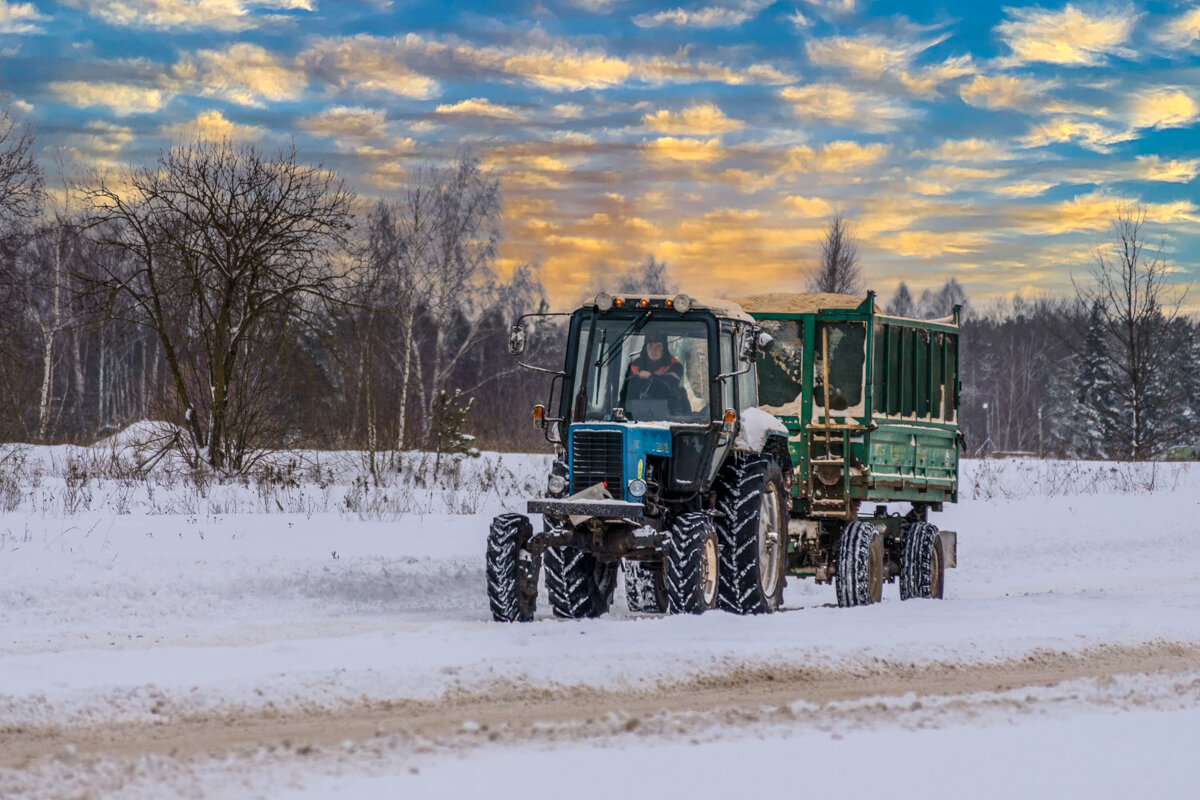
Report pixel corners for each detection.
[487,290,961,621]
[730,291,961,603]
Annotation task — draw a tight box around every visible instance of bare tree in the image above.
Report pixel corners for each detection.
[81,140,355,470]
[805,212,864,295]
[0,103,44,439]
[1072,203,1191,460]
[0,102,42,249]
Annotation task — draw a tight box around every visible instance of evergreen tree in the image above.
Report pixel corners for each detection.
[615,254,674,295]
[1073,300,1119,457]
[429,387,476,473]
[886,282,915,317]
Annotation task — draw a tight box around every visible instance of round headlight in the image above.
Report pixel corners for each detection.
[594,292,614,311]
[627,479,647,498]
[548,474,568,495]
[672,294,693,313]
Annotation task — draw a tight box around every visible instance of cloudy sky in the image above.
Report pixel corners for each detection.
[2,0,1199,308]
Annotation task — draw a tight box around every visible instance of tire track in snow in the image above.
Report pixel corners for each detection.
[3,640,1199,771]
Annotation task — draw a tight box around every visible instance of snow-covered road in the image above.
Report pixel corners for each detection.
[2,454,1199,797]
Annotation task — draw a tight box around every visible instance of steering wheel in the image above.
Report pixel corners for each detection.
[636,373,676,401]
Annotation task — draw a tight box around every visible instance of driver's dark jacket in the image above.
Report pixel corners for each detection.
[620,352,686,412]
[626,353,684,384]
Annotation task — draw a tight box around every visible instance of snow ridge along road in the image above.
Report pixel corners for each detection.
[4,641,1200,770]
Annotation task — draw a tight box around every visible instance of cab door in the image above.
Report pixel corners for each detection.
[706,324,738,484]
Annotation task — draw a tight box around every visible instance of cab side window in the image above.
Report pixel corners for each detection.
[720,329,735,415]
[736,327,757,410]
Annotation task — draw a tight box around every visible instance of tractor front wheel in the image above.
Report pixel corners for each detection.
[545,528,618,619]
[665,512,719,614]
[624,559,669,613]
[486,514,538,622]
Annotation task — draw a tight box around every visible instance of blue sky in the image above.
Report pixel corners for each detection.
[2,0,1198,308]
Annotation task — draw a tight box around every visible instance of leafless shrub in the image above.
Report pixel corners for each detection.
[964,458,1188,500]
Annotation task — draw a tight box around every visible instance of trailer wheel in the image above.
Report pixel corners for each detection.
[836,520,884,608]
[713,455,787,614]
[486,514,538,622]
[900,521,945,600]
[545,535,618,619]
[624,560,668,613]
[665,512,719,614]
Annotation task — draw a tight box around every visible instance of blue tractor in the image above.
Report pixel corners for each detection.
[487,292,792,621]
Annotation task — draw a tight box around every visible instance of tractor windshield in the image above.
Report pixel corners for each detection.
[572,318,711,423]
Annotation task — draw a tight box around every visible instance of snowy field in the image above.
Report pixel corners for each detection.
[3,436,1200,798]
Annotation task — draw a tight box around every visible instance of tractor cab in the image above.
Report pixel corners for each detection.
[518,293,764,506]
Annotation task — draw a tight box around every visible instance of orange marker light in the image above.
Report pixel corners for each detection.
[639,298,649,307]
[724,408,736,424]
[666,299,674,307]
[614,297,624,307]
[533,405,544,420]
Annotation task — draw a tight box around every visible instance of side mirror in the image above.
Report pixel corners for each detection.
[757,331,774,350]
[508,324,527,357]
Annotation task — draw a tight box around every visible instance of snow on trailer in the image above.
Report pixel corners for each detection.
[486,291,961,622]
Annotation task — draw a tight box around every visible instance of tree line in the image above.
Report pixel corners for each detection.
[2,104,1196,466]
[0,110,555,470]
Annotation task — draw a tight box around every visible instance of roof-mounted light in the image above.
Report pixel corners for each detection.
[673,294,693,313]
[594,292,614,311]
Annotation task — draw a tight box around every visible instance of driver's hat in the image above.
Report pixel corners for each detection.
[644,332,668,345]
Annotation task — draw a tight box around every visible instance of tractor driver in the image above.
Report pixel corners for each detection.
[621,332,687,416]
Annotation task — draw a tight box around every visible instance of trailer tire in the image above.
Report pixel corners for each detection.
[486,514,538,622]
[665,512,719,614]
[713,455,787,614]
[624,560,668,614]
[900,521,945,600]
[545,534,618,619]
[836,520,884,608]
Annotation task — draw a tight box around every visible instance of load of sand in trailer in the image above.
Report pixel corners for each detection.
[722,293,880,314]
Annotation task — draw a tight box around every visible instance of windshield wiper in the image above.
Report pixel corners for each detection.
[591,327,607,406]
[596,310,653,372]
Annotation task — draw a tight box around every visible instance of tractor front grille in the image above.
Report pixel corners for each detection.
[570,429,624,495]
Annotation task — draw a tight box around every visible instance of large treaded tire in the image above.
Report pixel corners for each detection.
[665,512,719,614]
[713,455,787,615]
[545,531,618,619]
[835,520,884,608]
[900,521,945,600]
[486,514,538,622]
[624,560,668,613]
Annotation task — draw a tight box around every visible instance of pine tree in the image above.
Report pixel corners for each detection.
[886,282,915,317]
[429,387,476,474]
[1073,300,1119,457]
[615,254,674,294]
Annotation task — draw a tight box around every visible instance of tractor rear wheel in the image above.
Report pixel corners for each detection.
[545,533,618,619]
[665,512,719,614]
[486,514,538,622]
[624,559,669,613]
[714,455,787,614]
[836,520,884,608]
[900,521,945,600]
